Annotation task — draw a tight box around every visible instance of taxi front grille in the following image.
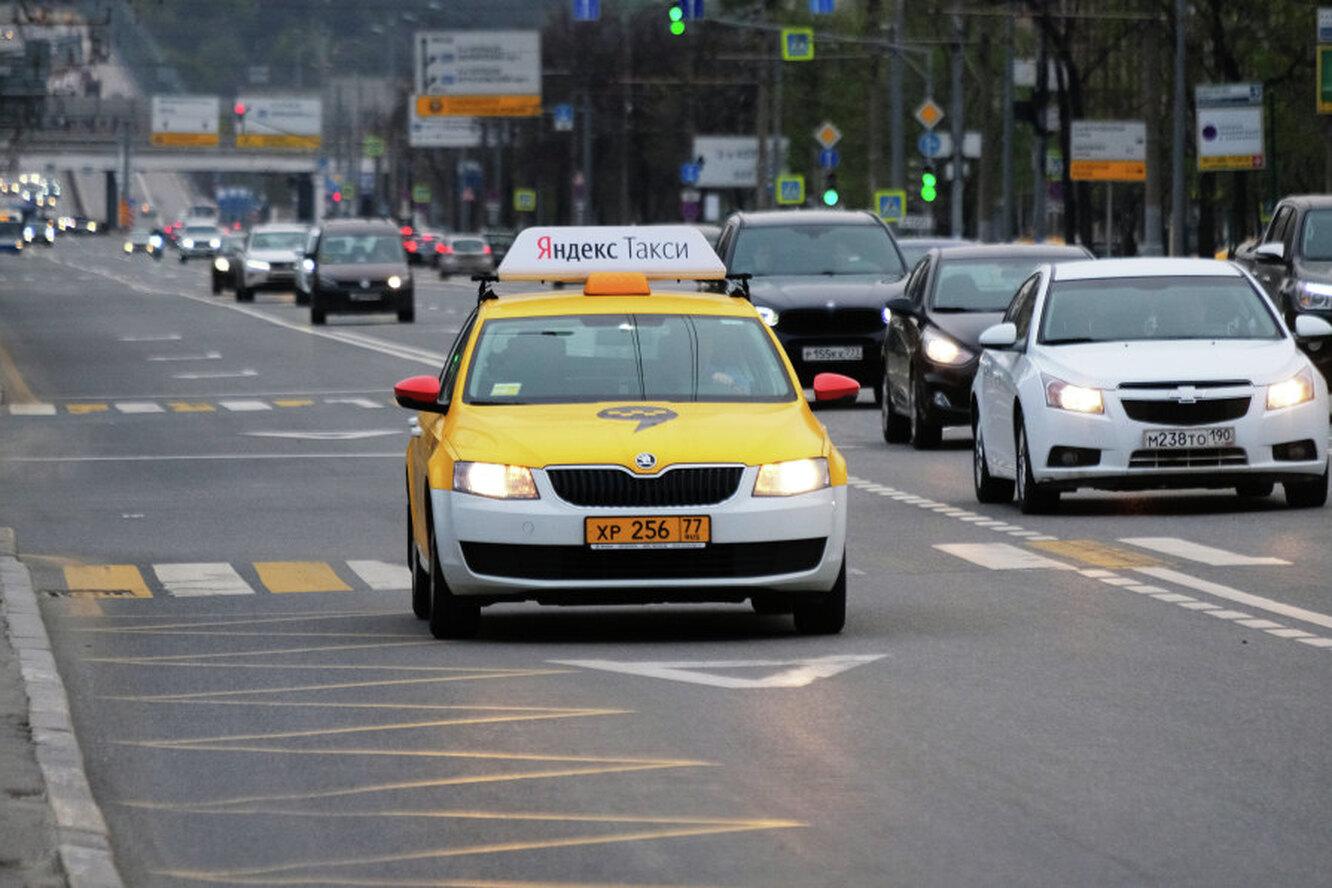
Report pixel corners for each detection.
[547,466,744,507]
[460,538,826,581]
[1120,397,1250,425]
[1128,447,1247,469]
[778,307,883,336]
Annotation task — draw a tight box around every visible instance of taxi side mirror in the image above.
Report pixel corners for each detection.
[812,372,861,402]
[394,375,446,413]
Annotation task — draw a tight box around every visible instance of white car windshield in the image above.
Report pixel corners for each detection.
[730,223,906,278]
[465,314,797,404]
[1039,276,1283,344]
[250,231,307,250]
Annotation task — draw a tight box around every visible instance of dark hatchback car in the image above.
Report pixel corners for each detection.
[306,218,414,325]
[881,242,1093,448]
[711,209,910,403]
[1232,194,1332,386]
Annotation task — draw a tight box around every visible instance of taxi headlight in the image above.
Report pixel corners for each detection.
[754,457,830,497]
[922,327,974,366]
[1043,373,1103,414]
[388,274,405,289]
[1267,368,1316,411]
[1295,281,1332,311]
[453,461,538,499]
[246,258,271,271]
[755,305,779,327]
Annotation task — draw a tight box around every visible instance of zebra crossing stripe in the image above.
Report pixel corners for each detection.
[63,565,152,598]
[154,563,253,597]
[347,559,412,590]
[256,561,351,594]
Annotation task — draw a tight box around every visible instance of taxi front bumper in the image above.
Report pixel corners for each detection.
[428,468,847,601]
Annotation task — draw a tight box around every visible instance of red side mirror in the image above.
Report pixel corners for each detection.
[394,375,444,411]
[812,372,861,402]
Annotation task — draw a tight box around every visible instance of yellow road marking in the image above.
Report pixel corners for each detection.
[274,398,314,407]
[1030,539,1167,569]
[167,401,215,412]
[63,564,153,598]
[257,561,352,593]
[66,403,109,414]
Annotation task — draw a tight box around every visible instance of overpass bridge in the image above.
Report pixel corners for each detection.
[14,146,322,174]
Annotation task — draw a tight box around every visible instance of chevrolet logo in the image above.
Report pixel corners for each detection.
[1174,385,1199,404]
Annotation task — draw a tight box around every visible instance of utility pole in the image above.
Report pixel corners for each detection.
[949,0,964,237]
[1000,5,1014,243]
[1170,0,1186,255]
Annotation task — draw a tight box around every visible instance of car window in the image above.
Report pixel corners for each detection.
[1038,276,1281,344]
[318,233,402,264]
[1300,209,1332,262]
[464,314,796,404]
[728,223,905,278]
[439,310,479,404]
[1005,272,1041,342]
[933,256,1069,312]
[250,231,307,250]
[903,256,930,306]
[451,238,486,252]
[1265,206,1294,248]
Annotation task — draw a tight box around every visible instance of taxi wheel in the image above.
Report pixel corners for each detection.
[427,517,480,639]
[792,557,846,635]
[1015,417,1059,514]
[408,504,430,620]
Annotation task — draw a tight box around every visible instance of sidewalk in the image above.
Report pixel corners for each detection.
[0,528,122,887]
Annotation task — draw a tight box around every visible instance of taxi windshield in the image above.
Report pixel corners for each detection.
[464,314,797,404]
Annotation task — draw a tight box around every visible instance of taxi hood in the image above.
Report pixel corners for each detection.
[447,400,832,470]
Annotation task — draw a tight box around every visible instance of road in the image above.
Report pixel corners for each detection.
[2,236,1331,887]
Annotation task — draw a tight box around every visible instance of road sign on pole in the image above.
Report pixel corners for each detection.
[781,28,814,62]
[813,121,842,149]
[776,174,805,205]
[914,98,944,130]
[874,190,907,222]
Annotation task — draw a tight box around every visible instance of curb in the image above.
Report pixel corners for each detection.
[0,528,124,888]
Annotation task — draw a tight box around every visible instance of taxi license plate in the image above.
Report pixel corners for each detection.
[1142,427,1235,449]
[585,516,710,549]
[802,345,862,362]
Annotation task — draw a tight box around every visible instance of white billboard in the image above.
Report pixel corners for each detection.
[414,30,541,117]
[150,95,219,147]
[692,135,789,188]
[409,103,482,148]
[236,95,322,149]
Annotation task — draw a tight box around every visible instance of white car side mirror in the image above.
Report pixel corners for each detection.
[978,322,1018,348]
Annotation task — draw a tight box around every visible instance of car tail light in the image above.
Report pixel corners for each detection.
[404,240,418,253]
[483,244,492,254]
[438,244,453,255]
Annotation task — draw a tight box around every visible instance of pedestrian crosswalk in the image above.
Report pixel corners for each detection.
[3,395,394,416]
[60,559,409,599]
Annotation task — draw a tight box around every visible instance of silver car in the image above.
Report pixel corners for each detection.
[236,222,310,302]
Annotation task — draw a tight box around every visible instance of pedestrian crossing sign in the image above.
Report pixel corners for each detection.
[875,189,907,222]
[776,174,805,205]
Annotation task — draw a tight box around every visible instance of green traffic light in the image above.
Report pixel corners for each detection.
[669,4,685,34]
[921,170,937,203]
[822,189,839,207]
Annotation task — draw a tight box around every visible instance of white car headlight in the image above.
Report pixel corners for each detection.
[922,327,974,366]
[209,237,221,248]
[149,235,163,248]
[181,238,195,248]
[754,457,830,497]
[388,274,405,289]
[246,258,271,271]
[1267,368,1317,410]
[1295,281,1332,310]
[1043,373,1103,414]
[755,305,779,327]
[215,258,230,272]
[453,461,538,499]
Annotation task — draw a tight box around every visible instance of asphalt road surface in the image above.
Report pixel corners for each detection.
[2,237,1330,887]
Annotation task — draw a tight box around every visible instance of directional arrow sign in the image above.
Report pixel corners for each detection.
[549,654,886,689]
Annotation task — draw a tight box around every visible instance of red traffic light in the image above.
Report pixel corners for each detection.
[233,102,246,116]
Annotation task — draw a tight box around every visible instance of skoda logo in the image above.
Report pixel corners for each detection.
[635,452,658,471]
[597,405,678,432]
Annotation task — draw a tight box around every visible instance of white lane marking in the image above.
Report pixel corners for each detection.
[549,654,887,689]
[326,397,385,409]
[172,369,258,380]
[1119,537,1290,565]
[7,404,56,415]
[346,560,410,591]
[115,402,165,414]
[244,430,401,440]
[219,400,272,412]
[119,334,181,342]
[154,563,254,597]
[148,351,221,362]
[1137,566,1332,631]
[934,542,1076,571]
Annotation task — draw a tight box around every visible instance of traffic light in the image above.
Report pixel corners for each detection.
[233,101,247,134]
[821,172,840,207]
[920,165,938,203]
[668,3,685,35]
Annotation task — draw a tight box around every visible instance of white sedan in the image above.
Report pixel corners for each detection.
[971,257,1332,513]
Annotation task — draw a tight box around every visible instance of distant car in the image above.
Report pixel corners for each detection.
[480,229,516,264]
[894,236,976,269]
[235,222,310,302]
[971,257,1332,513]
[123,226,164,259]
[211,232,247,294]
[401,226,441,266]
[0,218,25,254]
[306,218,414,324]
[24,217,55,247]
[293,225,320,305]
[882,242,1093,448]
[710,209,911,403]
[1232,194,1332,386]
[176,223,223,262]
[394,224,857,639]
[437,233,495,278]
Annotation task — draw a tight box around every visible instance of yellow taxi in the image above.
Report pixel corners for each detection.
[395,225,859,639]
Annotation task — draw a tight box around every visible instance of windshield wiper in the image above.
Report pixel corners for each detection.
[1042,337,1096,345]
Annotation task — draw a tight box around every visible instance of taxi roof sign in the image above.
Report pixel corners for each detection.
[497,225,726,282]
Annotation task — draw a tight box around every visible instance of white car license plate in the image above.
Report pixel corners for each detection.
[802,345,862,362]
[1142,427,1235,448]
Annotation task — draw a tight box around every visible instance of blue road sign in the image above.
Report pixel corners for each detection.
[573,0,600,21]
[876,190,906,221]
[681,0,704,19]
[918,132,942,158]
[776,175,805,205]
[819,148,840,169]
[553,103,574,132]
[809,0,834,13]
[680,162,701,185]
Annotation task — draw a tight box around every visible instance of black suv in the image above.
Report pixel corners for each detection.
[1232,194,1332,384]
[711,209,909,403]
[306,218,415,324]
